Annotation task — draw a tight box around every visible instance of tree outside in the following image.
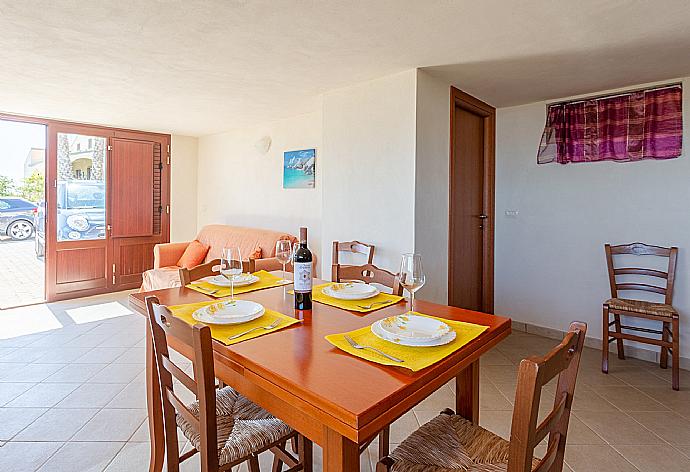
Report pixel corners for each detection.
[0,175,15,196]
[18,171,45,203]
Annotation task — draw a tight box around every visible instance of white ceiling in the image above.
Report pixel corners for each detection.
[1,0,689,136]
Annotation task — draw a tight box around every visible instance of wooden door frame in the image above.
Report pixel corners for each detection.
[448,87,495,313]
[0,111,170,302]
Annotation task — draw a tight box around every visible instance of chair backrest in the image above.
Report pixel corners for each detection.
[145,296,219,472]
[507,321,587,472]
[332,263,404,296]
[179,258,256,286]
[605,242,678,305]
[331,241,375,280]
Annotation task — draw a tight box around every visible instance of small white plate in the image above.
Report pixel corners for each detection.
[371,320,456,347]
[192,300,265,325]
[378,314,451,341]
[322,283,379,300]
[203,274,259,287]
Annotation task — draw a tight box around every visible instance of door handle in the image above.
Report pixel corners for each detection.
[477,214,488,219]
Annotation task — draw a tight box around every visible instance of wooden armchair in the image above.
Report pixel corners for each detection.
[145,296,311,471]
[331,240,375,281]
[179,258,256,286]
[378,322,587,472]
[603,242,680,390]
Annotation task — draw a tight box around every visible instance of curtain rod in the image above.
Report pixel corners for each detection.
[548,82,682,107]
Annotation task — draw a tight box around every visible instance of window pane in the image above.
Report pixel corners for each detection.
[56,133,107,241]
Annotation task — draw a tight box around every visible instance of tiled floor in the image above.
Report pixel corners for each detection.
[0,238,44,309]
[1,292,690,471]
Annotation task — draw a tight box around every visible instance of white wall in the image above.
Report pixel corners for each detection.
[321,70,417,277]
[414,70,451,304]
[170,135,198,242]
[196,112,323,271]
[495,77,690,359]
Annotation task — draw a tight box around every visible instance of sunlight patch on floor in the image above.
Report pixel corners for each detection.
[66,301,133,324]
[0,303,62,339]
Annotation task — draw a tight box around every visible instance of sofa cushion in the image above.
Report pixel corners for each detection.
[141,266,182,292]
[196,225,297,263]
[177,240,210,269]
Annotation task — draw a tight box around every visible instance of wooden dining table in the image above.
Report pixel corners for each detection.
[129,274,511,472]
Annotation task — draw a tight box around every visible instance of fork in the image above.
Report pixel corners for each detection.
[228,319,281,340]
[191,285,220,296]
[356,301,390,310]
[343,335,404,363]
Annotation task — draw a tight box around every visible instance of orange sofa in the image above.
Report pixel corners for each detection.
[140,224,299,291]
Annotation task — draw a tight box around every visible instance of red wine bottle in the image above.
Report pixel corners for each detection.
[293,227,312,310]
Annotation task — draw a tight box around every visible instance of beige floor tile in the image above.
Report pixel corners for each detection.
[480,382,513,410]
[98,332,144,349]
[411,384,455,411]
[638,387,690,417]
[5,383,79,408]
[113,347,146,364]
[73,347,128,364]
[0,347,51,363]
[613,444,690,472]
[55,382,128,408]
[594,386,668,411]
[0,363,65,382]
[0,383,35,406]
[43,363,107,383]
[72,408,147,441]
[105,379,148,409]
[37,441,125,472]
[570,386,617,411]
[69,333,111,348]
[575,410,664,444]
[0,441,63,472]
[0,407,48,440]
[578,370,627,388]
[564,445,638,472]
[479,409,513,440]
[480,364,519,383]
[89,363,144,384]
[104,441,151,471]
[32,347,94,364]
[481,349,513,365]
[610,366,673,387]
[564,416,605,445]
[13,408,99,441]
[633,412,690,445]
[388,410,420,444]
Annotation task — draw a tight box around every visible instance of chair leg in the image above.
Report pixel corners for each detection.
[377,426,390,461]
[377,456,395,472]
[248,455,260,472]
[602,305,609,374]
[272,441,285,472]
[298,435,313,472]
[613,313,625,360]
[672,317,680,391]
[661,321,669,369]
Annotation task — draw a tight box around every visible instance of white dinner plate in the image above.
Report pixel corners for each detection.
[378,314,451,341]
[203,274,260,287]
[322,283,379,300]
[371,320,456,347]
[192,300,265,325]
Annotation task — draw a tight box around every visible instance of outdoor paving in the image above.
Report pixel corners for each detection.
[0,238,44,309]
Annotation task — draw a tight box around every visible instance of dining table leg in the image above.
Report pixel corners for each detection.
[146,320,165,472]
[456,360,480,424]
[323,427,360,472]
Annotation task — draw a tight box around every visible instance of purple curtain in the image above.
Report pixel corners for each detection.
[537,86,683,164]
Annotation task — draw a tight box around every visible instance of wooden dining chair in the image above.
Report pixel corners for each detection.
[331,240,375,281]
[145,296,312,472]
[332,263,404,296]
[179,258,256,286]
[377,321,587,472]
[603,242,680,390]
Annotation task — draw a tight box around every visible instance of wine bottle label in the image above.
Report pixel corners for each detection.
[294,262,312,292]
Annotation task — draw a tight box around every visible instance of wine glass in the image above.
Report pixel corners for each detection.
[276,240,292,281]
[221,246,243,301]
[399,253,426,314]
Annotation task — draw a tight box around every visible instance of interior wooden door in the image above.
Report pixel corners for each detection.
[448,88,495,312]
[109,131,170,290]
[46,124,113,300]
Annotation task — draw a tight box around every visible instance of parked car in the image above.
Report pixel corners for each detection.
[0,197,37,241]
[34,181,106,257]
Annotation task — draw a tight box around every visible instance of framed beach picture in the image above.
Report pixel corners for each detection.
[283,149,316,189]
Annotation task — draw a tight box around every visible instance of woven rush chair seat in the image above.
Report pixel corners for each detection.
[176,386,293,466]
[604,298,677,318]
[389,412,539,472]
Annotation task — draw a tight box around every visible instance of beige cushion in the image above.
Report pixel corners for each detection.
[196,225,297,263]
[389,413,538,472]
[176,387,293,466]
[140,266,181,292]
[605,298,677,318]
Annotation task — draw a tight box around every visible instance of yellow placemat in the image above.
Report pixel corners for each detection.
[168,300,301,346]
[186,270,291,298]
[325,313,489,371]
[309,283,404,312]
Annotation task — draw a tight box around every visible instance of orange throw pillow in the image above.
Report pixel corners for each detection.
[249,247,262,260]
[176,240,210,269]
